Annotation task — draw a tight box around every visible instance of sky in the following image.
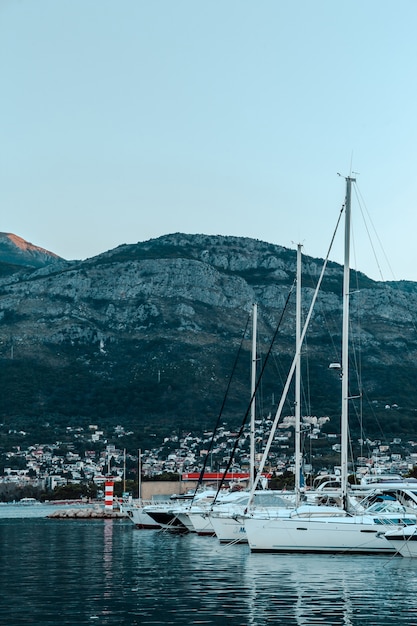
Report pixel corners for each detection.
[1,0,416,281]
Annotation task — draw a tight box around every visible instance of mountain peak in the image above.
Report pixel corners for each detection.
[0,232,63,268]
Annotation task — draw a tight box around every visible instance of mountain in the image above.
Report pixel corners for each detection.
[0,232,417,451]
[0,233,64,270]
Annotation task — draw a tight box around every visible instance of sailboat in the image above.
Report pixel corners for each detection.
[175,303,282,539]
[383,524,417,557]
[123,449,161,529]
[209,255,304,544]
[244,176,417,554]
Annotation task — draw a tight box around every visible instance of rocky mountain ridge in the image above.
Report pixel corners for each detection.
[0,232,63,270]
[0,232,417,450]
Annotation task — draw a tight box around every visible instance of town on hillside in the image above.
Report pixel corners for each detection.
[2,415,417,502]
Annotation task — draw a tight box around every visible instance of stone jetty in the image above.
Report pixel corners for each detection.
[47,506,127,519]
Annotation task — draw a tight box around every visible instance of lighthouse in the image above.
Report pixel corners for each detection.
[104,479,114,512]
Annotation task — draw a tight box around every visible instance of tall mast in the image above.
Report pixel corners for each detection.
[341,176,355,508]
[250,302,258,489]
[138,448,142,500]
[295,244,302,504]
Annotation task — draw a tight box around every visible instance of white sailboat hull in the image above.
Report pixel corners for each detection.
[210,513,247,543]
[383,525,417,557]
[244,513,413,554]
[172,511,197,533]
[210,492,296,543]
[124,503,161,529]
[185,511,215,535]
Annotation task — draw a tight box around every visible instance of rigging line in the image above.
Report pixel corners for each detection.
[347,270,386,450]
[254,311,279,419]
[353,185,417,417]
[350,248,415,445]
[211,279,297,506]
[353,183,396,281]
[220,536,246,549]
[301,333,311,416]
[302,250,340,365]
[347,421,355,480]
[349,269,364,475]
[357,385,388,442]
[269,350,295,415]
[255,352,265,430]
[190,311,252,505]
[381,522,417,564]
[350,270,362,385]
[349,271,399,468]
[246,200,346,508]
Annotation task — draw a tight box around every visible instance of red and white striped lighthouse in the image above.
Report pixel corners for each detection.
[104,479,114,512]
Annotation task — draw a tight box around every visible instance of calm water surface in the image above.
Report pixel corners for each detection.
[1,505,417,625]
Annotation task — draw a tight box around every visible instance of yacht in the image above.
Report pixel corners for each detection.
[244,177,417,554]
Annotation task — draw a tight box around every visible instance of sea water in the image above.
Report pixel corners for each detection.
[0,505,417,625]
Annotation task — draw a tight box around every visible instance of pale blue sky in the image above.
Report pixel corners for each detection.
[1,0,416,280]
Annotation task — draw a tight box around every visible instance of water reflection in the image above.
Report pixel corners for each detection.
[2,519,417,625]
[242,549,417,625]
[103,519,114,590]
[128,531,417,626]
[244,552,357,625]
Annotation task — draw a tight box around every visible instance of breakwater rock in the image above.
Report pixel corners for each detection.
[47,506,127,519]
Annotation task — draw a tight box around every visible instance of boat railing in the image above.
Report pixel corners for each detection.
[291,510,347,519]
[129,499,154,509]
[246,502,298,519]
